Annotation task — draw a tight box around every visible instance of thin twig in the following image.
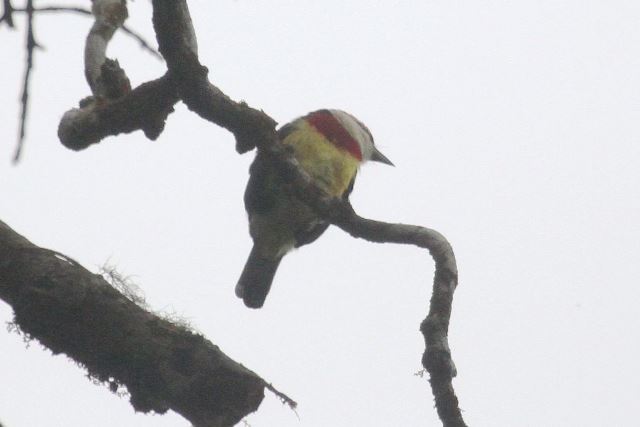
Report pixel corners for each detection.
[1,0,14,27]
[264,383,297,410]
[13,0,37,164]
[16,5,88,15]
[11,5,161,59]
[119,25,161,59]
[10,3,161,162]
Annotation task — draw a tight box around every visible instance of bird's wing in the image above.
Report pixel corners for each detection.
[343,174,356,199]
[244,151,280,215]
[294,221,330,248]
[244,122,300,214]
[293,173,356,248]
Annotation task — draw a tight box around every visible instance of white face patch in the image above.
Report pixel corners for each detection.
[329,110,375,162]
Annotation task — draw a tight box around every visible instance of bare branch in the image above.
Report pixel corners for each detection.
[264,383,297,411]
[10,5,161,59]
[150,2,467,425]
[329,209,466,427]
[0,219,273,427]
[1,0,14,27]
[23,4,89,14]
[12,0,38,164]
[57,0,270,151]
[85,0,128,92]
[8,2,162,162]
[152,1,273,154]
[58,73,178,149]
[119,23,161,59]
[49,0,467,423]
[56,1,181,149]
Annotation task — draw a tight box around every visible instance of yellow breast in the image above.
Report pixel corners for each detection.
[282,122,360,197]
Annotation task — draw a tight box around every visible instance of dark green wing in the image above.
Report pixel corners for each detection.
[244,123,298,215]
[343,173,356,199]
[245,152,277,215]
[294,222,330,248]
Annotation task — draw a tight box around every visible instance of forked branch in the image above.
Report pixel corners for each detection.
[150,2,467,425]
[6,1,161,162]
[11,0,467,425]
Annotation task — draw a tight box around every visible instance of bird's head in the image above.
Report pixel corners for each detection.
[303,109,394,166]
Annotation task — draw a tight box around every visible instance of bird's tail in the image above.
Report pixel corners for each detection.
[235,245,282,309]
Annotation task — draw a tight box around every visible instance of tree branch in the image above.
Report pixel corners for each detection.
[150,2,467,426]
[12,5,161,60]
[1,0,14,27]
[29,6,162,59]
[151,1,276,154]
[46,0,466,424]
[12,0,38,164]
[56,0,179,148]
[58,73,178,149]
[330,207,466,427]
[0,219,295,427]
[84,0,128,93]
[8,2,161,162]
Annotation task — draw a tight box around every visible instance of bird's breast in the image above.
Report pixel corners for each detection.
[283,123,359,197]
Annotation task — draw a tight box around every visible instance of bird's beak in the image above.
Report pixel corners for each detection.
[371,146,394,166]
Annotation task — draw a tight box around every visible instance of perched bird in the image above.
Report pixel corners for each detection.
[235,109,393,308]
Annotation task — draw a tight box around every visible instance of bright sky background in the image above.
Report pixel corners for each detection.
[1,1,639,426]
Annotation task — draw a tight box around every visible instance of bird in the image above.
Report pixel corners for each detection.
[235,109,393,308]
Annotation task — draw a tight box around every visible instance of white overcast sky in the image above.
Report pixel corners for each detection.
[1,1,639,426]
